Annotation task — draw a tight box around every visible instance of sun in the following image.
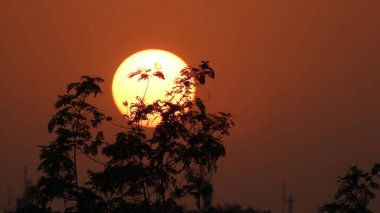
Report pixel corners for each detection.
[112,49,190,127]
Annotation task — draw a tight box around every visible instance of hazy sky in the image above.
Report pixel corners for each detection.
[0,1,379,212]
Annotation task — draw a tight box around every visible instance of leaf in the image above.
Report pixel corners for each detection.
[197,73,206,85]
[195,98,206,114]
[207,67,215,79]
[183,80,190,87]
[153,71,165,80]
[199,61,215,81]
[55,95,74,109]
[138,73,149,81]
[128,70,142,79]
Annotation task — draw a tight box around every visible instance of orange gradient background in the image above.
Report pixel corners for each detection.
[0,1,379,212]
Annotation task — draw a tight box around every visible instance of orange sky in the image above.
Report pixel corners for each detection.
[0,1,379,212]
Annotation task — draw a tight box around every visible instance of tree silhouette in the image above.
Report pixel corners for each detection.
[320,164,380,213]
[36,76,106,212]
[35,62,234,212]
[90,62,233,211]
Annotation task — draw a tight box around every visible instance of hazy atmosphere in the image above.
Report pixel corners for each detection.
[0,1,379,212]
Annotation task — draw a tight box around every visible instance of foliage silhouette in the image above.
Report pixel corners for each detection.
[186,203,270,213]
[36,76,106,212]
[320,163,380,213]
[35,62,235,213]
[89,61,233,211]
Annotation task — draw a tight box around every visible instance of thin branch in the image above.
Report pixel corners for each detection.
[196,84,212,99]
[77,147,108,167]
[110,120,130,129]
[142,78,150,103]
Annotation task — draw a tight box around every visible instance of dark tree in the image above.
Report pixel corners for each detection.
[89,61,233,211]
[36,76,106,212]
[36,62,234,213]
[320,163,380,213]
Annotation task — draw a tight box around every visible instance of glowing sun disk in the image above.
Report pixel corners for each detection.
[112,49,189,127]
